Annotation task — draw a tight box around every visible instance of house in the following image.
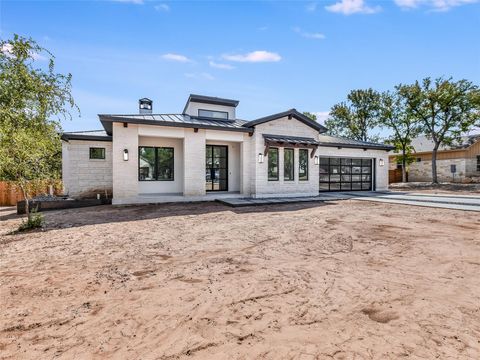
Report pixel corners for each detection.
[389,135,480,182]
[61,95,394,204]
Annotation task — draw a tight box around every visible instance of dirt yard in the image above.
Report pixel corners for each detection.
[1,200,479,359]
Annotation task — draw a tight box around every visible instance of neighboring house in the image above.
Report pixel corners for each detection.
[61,95,393,204]
[389,135,480,182]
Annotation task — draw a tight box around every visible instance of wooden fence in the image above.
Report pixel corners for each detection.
[389,169,408,184]
[0,180,62,206]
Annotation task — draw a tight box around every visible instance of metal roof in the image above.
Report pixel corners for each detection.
[61,130,112,142]
[243,109,328,133]
[318,134,394,151]
[410,134,480,153]
[183,94,239,112]
[263,134,320,146]
[98,114,252,135]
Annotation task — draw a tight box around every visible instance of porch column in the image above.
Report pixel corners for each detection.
[183,128,206,196]
[112,122,139,200]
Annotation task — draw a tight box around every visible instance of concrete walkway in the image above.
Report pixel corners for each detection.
[219,191,480,212]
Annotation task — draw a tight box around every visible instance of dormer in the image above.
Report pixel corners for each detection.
[183,94,239,121]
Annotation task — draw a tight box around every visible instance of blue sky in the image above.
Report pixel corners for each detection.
[1,0,479,133]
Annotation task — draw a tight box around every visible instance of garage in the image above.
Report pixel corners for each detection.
[319,157,374,192]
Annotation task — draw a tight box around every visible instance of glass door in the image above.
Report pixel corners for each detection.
[206,145,228,191]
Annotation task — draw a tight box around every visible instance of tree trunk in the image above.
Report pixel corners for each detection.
[19,182,30,221]
[431,147,439,184]
[402,149,407,183]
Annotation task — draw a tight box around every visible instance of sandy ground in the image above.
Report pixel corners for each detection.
[1,200,479,359]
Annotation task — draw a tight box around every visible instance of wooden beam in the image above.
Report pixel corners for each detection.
[310,148,317,158]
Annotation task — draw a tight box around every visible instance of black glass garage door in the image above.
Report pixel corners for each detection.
[319,157,373,192]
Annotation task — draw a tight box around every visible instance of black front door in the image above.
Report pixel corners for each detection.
[206,145,228,191]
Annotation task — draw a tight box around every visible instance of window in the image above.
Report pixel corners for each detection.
[268,148,279,181]
[477,155,480,172]
[284,148,294,181]
[138,146,174,181]
[89,147,105,159]
[299,149,309,181]
[198,109,228,120]
[416,157,422,162]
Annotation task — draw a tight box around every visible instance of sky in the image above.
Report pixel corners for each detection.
[1,0,479,133]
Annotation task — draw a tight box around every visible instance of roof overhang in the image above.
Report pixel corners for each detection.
[243,109,328,133]
[183,94,239,114]
[99,115,253,135]
[263,134,319,157]
[61,133,112,142]
[318,142,394,151]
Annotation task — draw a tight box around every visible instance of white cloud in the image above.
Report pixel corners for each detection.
[306,2,318,11]
[111,0,144,4]
[293,27,326,40]
[313,111,330,125]
[184,72,215,80]
[209,61,235,70]
[222,50,281,63]
[394,0,478,11]
[161,53,192,63]
[154,3,170,11]
[325,0,381,14]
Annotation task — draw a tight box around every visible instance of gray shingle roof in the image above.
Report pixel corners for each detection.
[98,114,252,135]
[61,130,112,141]
[411,134,480,153]
[318,134,394,151]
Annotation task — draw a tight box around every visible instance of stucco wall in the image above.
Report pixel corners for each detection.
[138,136,184,194]
[253,116,320,197]
[61,139,112,198]
[317,146,390,191]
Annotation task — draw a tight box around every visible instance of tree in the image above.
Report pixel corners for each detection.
[397,77,480,184]
[0,34,77,223]
[302,112,317,121]
[324,88,381,142]
[379,90,421,183]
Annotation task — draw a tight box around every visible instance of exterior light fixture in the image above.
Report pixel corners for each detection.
[123,149,129,161]
[258,153,264,163]
[379,158,385,167]
[314,156,320,165]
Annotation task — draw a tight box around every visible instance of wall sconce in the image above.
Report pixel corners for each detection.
[258,153,264,163]
[314,156,320,165]
[123,149,129,161]
[379,158,385,167]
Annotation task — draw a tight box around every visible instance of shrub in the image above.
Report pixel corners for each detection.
[18,209,44,231]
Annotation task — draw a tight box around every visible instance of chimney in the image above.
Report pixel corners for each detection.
[139,98,153,114]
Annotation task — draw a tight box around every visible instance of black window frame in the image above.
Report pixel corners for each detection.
[299,149,309,181]
[477,155,480,172]
[198,109,229,120]
[284,148,295,181]
[319,157,372,192]
[89,147,105,160]
[138,146,174,181]
[268,147,279,181]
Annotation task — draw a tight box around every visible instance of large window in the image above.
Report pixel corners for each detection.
[89,147,105,160]
[284,148,294,181]
[299,149,309,181]
[268,148,279,181]
[198,109,228,120]
[139,146,174,181]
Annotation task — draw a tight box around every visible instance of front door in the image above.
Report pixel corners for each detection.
[206,145,228,191]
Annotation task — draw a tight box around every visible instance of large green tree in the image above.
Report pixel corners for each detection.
[397,77,480,184]
[0,34,77,221]
[325,88,381,142]
[379,90,421,183]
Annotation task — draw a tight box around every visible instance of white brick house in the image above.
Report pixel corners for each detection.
[62,95,393,204]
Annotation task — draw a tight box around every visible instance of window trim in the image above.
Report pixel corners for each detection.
[284,148,295,181]
[299,149,309,181]
[267,147,279,181]
[89,147,105,160]
[138,146,174,182]
[198,109,229,120]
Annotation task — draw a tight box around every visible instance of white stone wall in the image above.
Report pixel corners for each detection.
[183,129,207,196]
[253,117,320,197]
[61,139,112,198]
[409,158,467,182]
[465,157,480,177]
[112,123,139,199]
[317,146,390,191]
[138,136,184,194]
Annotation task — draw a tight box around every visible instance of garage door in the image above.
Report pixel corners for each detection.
[319,157,373,192]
